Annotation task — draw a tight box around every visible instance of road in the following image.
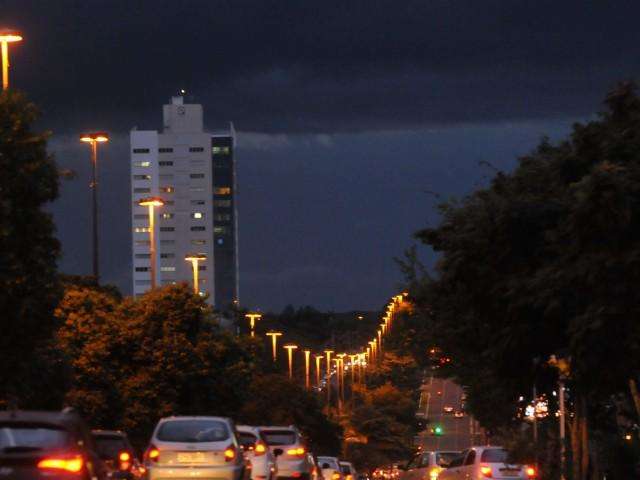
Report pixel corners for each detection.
[415,373,483,452]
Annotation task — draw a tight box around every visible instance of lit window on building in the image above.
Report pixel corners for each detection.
[191,226,206,231]
[134,188,151,193]
[189,147,205,152]
[214,226,229,235]
[161,213,174,219]
[161,266,176,272]
[212,146,231,155]
[160,227,175,232]
[133,175,151,180]
[134,227,150,233]
[160,186,174,193]
[133,148,150,154]
[191,239,206,245]
[159,147,174,153]
[133,161,151,167]
[214,199,232,207]
[159,161,174,166]
[191,212,204,219]
[214,187,231,195]
[190,173,205,179]
[135,267,149,272]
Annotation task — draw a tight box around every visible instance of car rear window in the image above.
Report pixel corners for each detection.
[93,435,128,459]
[238,432,257,448]
[260,430,297,446]
[480,449,508,463]
[0,424,71,451]
[436,452,459,467]
[157,419,230,443]
[340,464,353,474]
[318,457,339,469]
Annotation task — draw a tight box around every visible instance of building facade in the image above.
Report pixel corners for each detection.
[130,96,239,309]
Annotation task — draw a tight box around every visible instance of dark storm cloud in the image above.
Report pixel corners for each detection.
[6,0,640,133]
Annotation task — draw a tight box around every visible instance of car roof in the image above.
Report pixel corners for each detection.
[159,416,231,423]
[0,410,83,428]
[237,425,260,433]
[92,430,127,437]
[258,426,299,431]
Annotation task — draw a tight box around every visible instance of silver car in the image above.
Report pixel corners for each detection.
[438,447,536,480]
[238,425,277,480]
[317,456,343,480]
[144,416,246,480]
[259,426,313,480]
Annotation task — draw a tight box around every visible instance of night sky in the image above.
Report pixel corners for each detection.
[5,1,640,311]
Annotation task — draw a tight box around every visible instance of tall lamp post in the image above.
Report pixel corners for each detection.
[266,331,282,362]
[324,350,334,409]
[0,30,22,90]
[284,344,298,380]
[315,354,324,388]
[245,313,262,337]
[138,197,164,288]
[304,350,311,389]
[80,132,109,282]
[185,253,207,294]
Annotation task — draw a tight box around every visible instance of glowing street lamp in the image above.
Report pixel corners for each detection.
[245,313,262,337]
[184,253,207,294]
[377,329,383,353]
[80,132,109,281]
[266,331,282,362]
[349,354,358,384]
[304,350,311,389]
[0,30,22,90]
[138,197,164,288]
[284,344,298,380]
[324,350,334,407]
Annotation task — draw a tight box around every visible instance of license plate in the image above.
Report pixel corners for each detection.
[501,470,520,477]
[177,452,207,463]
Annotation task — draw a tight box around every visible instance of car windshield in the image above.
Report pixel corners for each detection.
[93,435,128,460]
[436,452,459,467]
[0,424,71,451]
[260,430,297,446]
[238,432,257,448]
[157,419,229,443]
[481,449,509,463]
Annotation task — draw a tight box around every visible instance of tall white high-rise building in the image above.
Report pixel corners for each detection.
[130,96,239,308]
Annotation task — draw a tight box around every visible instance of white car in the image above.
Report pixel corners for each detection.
[144,416,246,480]
[259,426,313,480]
[238,425,277,480]
[317,456,343,480]
[339,461,357,480]
[438,447,536,480]
[399,450,459,480]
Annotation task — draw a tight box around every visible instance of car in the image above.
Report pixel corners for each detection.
[92,429,144,479]
[259,426,313,480]
[438,447,536,479]
[0,408,108,479]
[443,406,454,414]
[308,453,324,480]
[339,461,357,480]
[238,425,277,480]
[317,456,343,480]
[399,450,459,480]
[453,411,464,419]
[143,416,246,480]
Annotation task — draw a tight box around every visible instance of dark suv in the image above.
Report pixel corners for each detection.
[0,409,108,479]
[92,430,143,479]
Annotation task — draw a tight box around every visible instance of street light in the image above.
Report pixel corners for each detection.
[184,253,207,294]
[80,132,109,282]
[245,313,262,337]
[304,350,311,389]
[315,354,324,388]
[266,331,283,362]
[324,350,334,408]
[138,197,164,288]
[284,344,298,380]
[377,329,383,354]
[0,30,22,90]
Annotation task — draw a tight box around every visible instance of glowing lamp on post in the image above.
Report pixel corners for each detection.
[0,29,22,90]
[185,253,207,294]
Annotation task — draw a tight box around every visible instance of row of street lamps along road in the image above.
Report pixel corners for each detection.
[245,293,408,416]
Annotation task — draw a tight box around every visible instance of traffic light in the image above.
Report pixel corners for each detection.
[434,426,443,436]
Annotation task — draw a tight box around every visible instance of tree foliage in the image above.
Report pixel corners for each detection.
[0,90,61,405]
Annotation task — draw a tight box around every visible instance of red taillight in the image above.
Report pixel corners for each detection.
[37,454,84,473]
[254,442,267,456]
[225,446,237,461]
[525,466,537,478]
[119,451,132,471]
[144,444,160,463]
[480,465,493,478]
[332,473,341,480]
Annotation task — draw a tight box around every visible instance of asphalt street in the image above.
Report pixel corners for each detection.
[415,374,483,452]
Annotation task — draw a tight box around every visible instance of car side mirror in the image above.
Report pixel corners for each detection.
[274,448,283,457]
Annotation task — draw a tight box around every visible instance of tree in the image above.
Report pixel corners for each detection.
[238,374,342,455]
[0,90,61,406]
[408,82,640,478]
